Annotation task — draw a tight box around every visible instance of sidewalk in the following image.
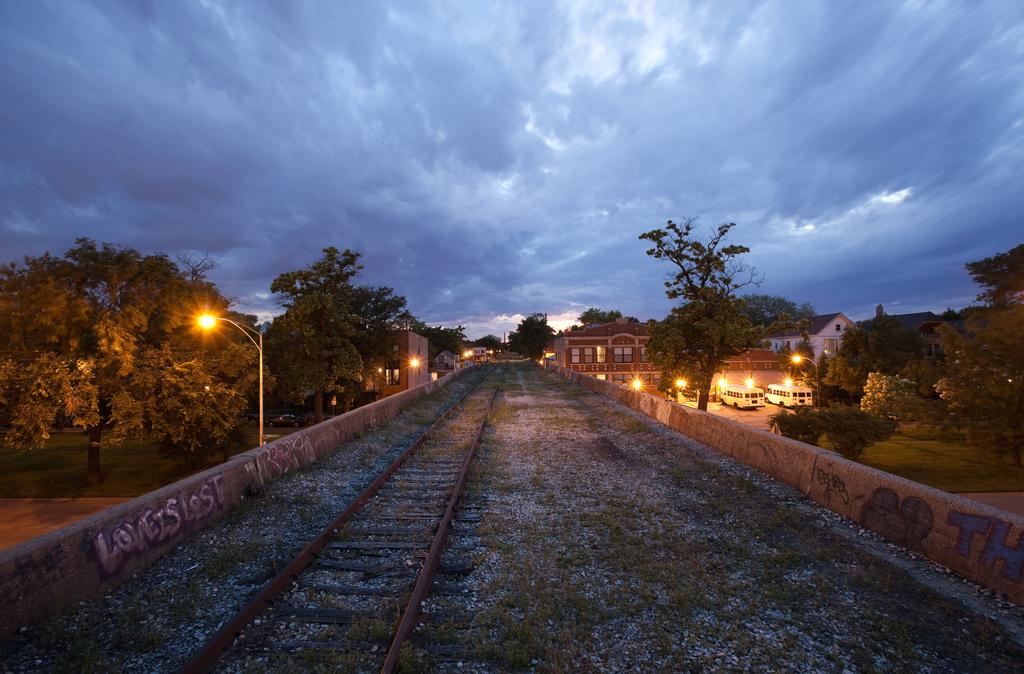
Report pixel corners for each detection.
[0,498,127,550]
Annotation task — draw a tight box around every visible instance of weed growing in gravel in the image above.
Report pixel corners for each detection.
[200,540,263,580]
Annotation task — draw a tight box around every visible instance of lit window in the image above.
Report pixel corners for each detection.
[596,346,607,363]
[385,360,400,386]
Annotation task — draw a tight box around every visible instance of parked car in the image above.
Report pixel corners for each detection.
[267,413,304,428]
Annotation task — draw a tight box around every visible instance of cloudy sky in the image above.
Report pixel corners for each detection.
[2,1,1022,337]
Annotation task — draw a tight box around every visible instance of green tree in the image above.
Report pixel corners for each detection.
[0,239,238,484]
[936,306,1024,466]
[349,284,411,402]
[824,314,924,395]
[965,243,1024,308]
[508,314,553,360]
[640,219,764,410]
[267,247,365,422]
[410,321,468,360]
[860,372,921,422]
[473,334,502,351]
[577,307,622,325]
[740,294,815,326]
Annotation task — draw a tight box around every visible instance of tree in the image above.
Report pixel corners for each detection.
[860,372,921,422]
[267,247,365,422]
[936,306,1024,466]
[349,284,411,401]
[473,334,502,351]
[508,314,553,360]
[824,314,924,395]
[640,219,764,410]
[740,294,815,326]
[410,321,468,360]
[965,243,1024,308]
[0,239,241,484]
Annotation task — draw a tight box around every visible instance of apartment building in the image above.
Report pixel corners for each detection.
[551,317,658,387]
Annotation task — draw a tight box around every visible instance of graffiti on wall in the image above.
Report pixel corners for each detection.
[813,465,851,506]
[947,511,1024,583]
[92,475,226,577]
[256,436,316,481]
[860,487,934,551]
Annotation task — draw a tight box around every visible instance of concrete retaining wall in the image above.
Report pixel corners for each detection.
[0,366,474,637]
[545,363,1024,606]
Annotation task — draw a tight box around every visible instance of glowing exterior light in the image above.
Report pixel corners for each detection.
[745,378,754,389]
[675,378,687,389]
[632,379,643,391]
[718,377,727,388]
[377,367,383,373]
[464,350,473,358]
[791,355,803,364]
[194,312,265,446]
[784,378,794,387]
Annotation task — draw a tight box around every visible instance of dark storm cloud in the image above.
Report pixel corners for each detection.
[1,0,1021,335]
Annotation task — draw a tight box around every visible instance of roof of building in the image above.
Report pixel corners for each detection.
[887,311,940,330]
[723,348,781,365]
[561,318,649,338]
[769,313,849,338]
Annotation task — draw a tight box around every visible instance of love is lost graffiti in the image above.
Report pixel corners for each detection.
[947,511,1024,583]
[92,475,226,577]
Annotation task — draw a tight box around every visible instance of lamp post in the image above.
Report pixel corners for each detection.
[791,354,820,409]
[198,313,265,446]
[674,378,687,403]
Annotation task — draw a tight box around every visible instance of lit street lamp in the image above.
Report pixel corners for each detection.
[791,354,820,409]
[198,313,265,446]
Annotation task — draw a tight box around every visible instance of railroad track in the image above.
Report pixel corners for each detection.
[179,367,502,673]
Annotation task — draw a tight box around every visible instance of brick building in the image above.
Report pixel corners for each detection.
[551,318,658,387]
[371,330,430,398]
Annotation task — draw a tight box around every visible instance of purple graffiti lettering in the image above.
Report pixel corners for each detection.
[92,477,227,578]
[979,520,1024,583]
[947,511,992,557]
[93,531,124,576]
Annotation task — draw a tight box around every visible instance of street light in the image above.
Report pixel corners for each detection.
[791,354,820,409]
[198,313,265,446]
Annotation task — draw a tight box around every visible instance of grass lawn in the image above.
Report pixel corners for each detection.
[854,426,1024,494]
[0,431,257,498]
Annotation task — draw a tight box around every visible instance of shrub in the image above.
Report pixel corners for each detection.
[769,407,824,445]
[819,406,896,460]
[771,405,896,460]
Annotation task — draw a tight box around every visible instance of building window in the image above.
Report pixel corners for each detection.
[823,338,838,354]
[596,374,607,380]
[640,346,648,363]
[835,324,842,332]
[582,347,595,364]
[570,348,581,364]
[385,360,400,386]
[612,373,629,384]
[596,346,607,363]
[613,347,633,363]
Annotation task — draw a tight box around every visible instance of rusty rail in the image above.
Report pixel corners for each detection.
[177,368,494,674]
[380,385,499,673]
